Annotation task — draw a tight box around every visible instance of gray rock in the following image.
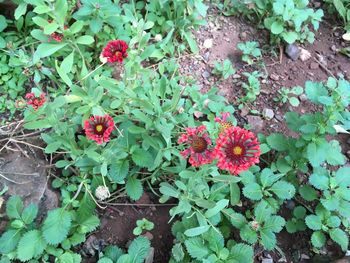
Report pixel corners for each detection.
[270,73,280,81]
[239,32,248,41]
[299,94,308,102]
[263,108,275,120]
[202,71,210,79]
[145,247,155,263]
[240,107,249,117]
[233,74,241,79]
[203,52,210,62]
[285,44,300,61]
[247,115,264,133]
[262,258,273,263]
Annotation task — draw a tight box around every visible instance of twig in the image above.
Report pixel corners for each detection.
[0,173,31,184]
[312,57,335,78]
[100,202,177,207]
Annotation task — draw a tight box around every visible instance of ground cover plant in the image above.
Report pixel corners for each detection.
[0,0,350,262]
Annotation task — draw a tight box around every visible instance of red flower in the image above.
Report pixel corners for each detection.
[101,40,128,63]
[84,115,115,144]
[178,125,214,167]
[214,126,260,175]
[25,93,46,110]
[50,32,63,42]
[215,112,233,133]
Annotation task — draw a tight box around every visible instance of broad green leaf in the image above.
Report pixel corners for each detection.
[6,195,23,219]
[0,229,21,254]
[311,231,326,248]
[76,35,94,45]
[269,181,295,199]
[260,229,276,250]
[42,208,72,245]
[240,225,258,244]
[335,167,350,186]
[270,21,284,34]
[33,43,67,63]
[184,225,210,237]
[205,199,229,218]
[21,203,39,224]
[126,177,143,201]
[305,215,322,230]
[329,228,348,251]
[299,185,318,201]
[17,230,47,261]
[243,183,263,200]
[266,134,288,151]
[184,237,208,260]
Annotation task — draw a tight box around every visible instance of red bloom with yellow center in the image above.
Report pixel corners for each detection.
[84,115,115,144]
[214,126,260,175]
[25,93,46,110]
[215,112,233,133]
[178,125,214,167]
[101,40,128,63]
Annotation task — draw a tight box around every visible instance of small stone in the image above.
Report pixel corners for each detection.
[233,74,241,79]
[145,247,155,263]
[262,258,273,263]
[299,48,311,62]
[346,150,350,158]
[310,62,319,69]
[240,107,249,117]
[334,31,340,37]
[261,89,270,95]
[202,71,210,79]
[203,52,210,62]
[286,200,295,210]
[203,39,213,49]
[301,254,310,260]
[270,73,280,81]
[261,79,267,84]
[299,94,308,102]
[143,232,154,241]
[275,114,284,122]
[285,44,300,61]
[331,45,337,52]
[314,1,321,8]
[291,66,298,72]
[247,115,264,133]
[343,33,350,41]
[239,32,247,41]
[263,108,274,120]
[194,111,204,118]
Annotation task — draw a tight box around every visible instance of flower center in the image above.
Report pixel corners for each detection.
[191,137,208,153]
[219,122,233,133]
[115,51,121,57]
[95,124,103,132]
[233,146,243,156]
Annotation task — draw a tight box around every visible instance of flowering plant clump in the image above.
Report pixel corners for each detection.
[25,93,46,110]
[83,115,115,144]
[178,125,214,167]
[101,40,128,63]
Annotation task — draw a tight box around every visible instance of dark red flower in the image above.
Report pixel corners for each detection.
[215,112,233,133]
[214,126,260,175]
[25,93,46,110]
[84,115,115,144]
[50,32,63,42]
[178,125,214,167]
[101,40,128,63]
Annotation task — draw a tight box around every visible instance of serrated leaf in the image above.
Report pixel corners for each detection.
[184,237,209,259]
[172,243,185,262]
[309,172,329,190]
[305,215,322,230]
[21,203,38,224]
[240,225,258,244]
[42,208,72,245]
[266,134,288,151]
[311,231,326,248]
[131,148,154,169]
[293,206,306,219]
[223,209,247,229]
[260,229,276,250]
[228,243,254,263]
[299,185,318,201]
[205,199,229,218]
[335,167,350,186]
[17,230,47,261]
[6,195,23,219]
[128,236,150,263]
[109,160,129,183]
[126,177,143,201]
[263,216,285,233]
[79,215,100,233]
[270,181,295,199]
[243,183,263,200]
[330,228,348,251]
[0,229,21,254]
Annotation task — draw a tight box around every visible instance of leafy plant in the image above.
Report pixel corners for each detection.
[285,206,307,233]
[98,237,151,263]
[273,86,304,107]
[212,59,236,79]
[133,218,154,236]
[324,0,350,32]
[237,41,262,64]
[239,71,261,105]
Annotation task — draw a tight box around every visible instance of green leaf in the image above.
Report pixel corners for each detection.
[289,97,300,107]
[230,183,240,206]
[128,236,150,263]
[254,201,273,222]
[243,183,263,200]
[76,35,94,45]
[309,172,329,190]
[269,181,295,199]
[61,51,74,74]
[293,206,306,219]
[0,15,7,32]
[42,208,72,245]
[307,141,327,167]
[223,209,247,228]
[159,182,180,198]
[17,230,47,261]
[131,148,154,169]
[321,196,339,211]
[21,203,39,224]
[14,3,28,20]
[260,168,282,187]
[183,31,199,53]
[205,199,229,218]
[299,185,318,201]
[263,216,285,233]
[6,195,23,219]
[335,167,350,186]
[79,215,100,233]
[184,225,210,237]
[24,120,52,130]
[240,225,258,244]
[98,258,113,263]
[326,216,341,228]
[109,160,129,183]
[282,31,299,44]
[228,243,254,263]
[126,177,143,201]
[271,21,284,34]
[172,243,185,262]
[260,229,276,250]
[266,134,288,151]
[33,43,67,63]
[305,215,322,230]
[329,228,348,251]
[311,231,326,248]
[0,229,21,254]
[184,237,209,260]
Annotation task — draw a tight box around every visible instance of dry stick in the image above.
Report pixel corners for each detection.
[0,171,41,176]
[0,173,31,184]
[100,202,177,207]
[312,57,335,78]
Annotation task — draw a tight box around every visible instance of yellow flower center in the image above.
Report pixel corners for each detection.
[115,51,121,57]
[219,122,233,133]
[96,124,103,132]
[233,146,243,155]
